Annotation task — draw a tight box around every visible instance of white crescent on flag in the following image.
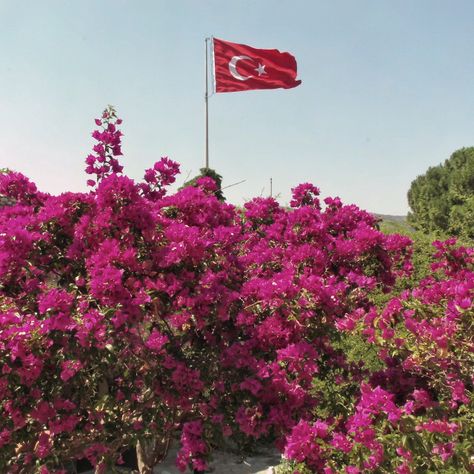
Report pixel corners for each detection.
[228,56,253,81]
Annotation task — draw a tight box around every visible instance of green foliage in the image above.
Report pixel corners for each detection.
[377,215,414,236]
[370,223,436,312]
[379,215,473,296]
[338,333,383,372]
[181,167,225,201]
[0,169,14,208]
[407,147,474,239]
[276,460,313,474]
[378,219,413,236]
[377,216,436,280]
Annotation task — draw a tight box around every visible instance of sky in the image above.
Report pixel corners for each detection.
[1,0,473,215]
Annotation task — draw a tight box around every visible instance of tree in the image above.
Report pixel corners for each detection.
[182,167,225,201]
[407,147,474,239]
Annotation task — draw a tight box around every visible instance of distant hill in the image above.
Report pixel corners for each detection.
[373,214,407,223]
[372,214,414,235]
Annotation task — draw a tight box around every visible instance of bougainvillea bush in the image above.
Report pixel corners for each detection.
[0,108,471,473]
[279,243,474,473]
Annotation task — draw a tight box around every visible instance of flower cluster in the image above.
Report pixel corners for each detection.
[283,240,474,473]
[85,106,124,187]
[1,108,470,474]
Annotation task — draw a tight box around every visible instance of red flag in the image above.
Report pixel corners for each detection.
[213,38,301,93]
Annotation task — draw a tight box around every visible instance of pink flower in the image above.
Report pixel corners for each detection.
[35,432,51,459]
[331,432,352,454]
[416,420,459,436]
[284,419,329,469]
[0,429,11,448]
[31,401,55,424]
[60,360,83,382]
[396,462,411,474]
[396,447,413,462]
[448,380,469,404]
[432,442,455,462]
[410,389,436,409]
[240,377,263,396]
[132,420,143,430]
[290,183,321,208]
[346,466,360,474]
[145,329,168,353]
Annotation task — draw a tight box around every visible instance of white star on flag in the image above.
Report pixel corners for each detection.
[255,63,266,76]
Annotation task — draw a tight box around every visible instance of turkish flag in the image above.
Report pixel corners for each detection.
[213,38,301,93]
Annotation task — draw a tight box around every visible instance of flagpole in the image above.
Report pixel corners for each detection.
[205,37,210,169]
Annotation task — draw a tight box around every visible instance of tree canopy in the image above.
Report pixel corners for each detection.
[181,167,225,201]
[407,147,474,239]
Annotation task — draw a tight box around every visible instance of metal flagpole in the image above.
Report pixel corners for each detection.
[205,37,210,169]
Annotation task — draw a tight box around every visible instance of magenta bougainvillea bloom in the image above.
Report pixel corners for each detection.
[0,107,472,473]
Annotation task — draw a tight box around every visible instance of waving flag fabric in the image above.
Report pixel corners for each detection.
[213,38,301,93]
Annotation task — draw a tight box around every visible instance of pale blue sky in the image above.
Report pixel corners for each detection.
[1,0,473,214]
